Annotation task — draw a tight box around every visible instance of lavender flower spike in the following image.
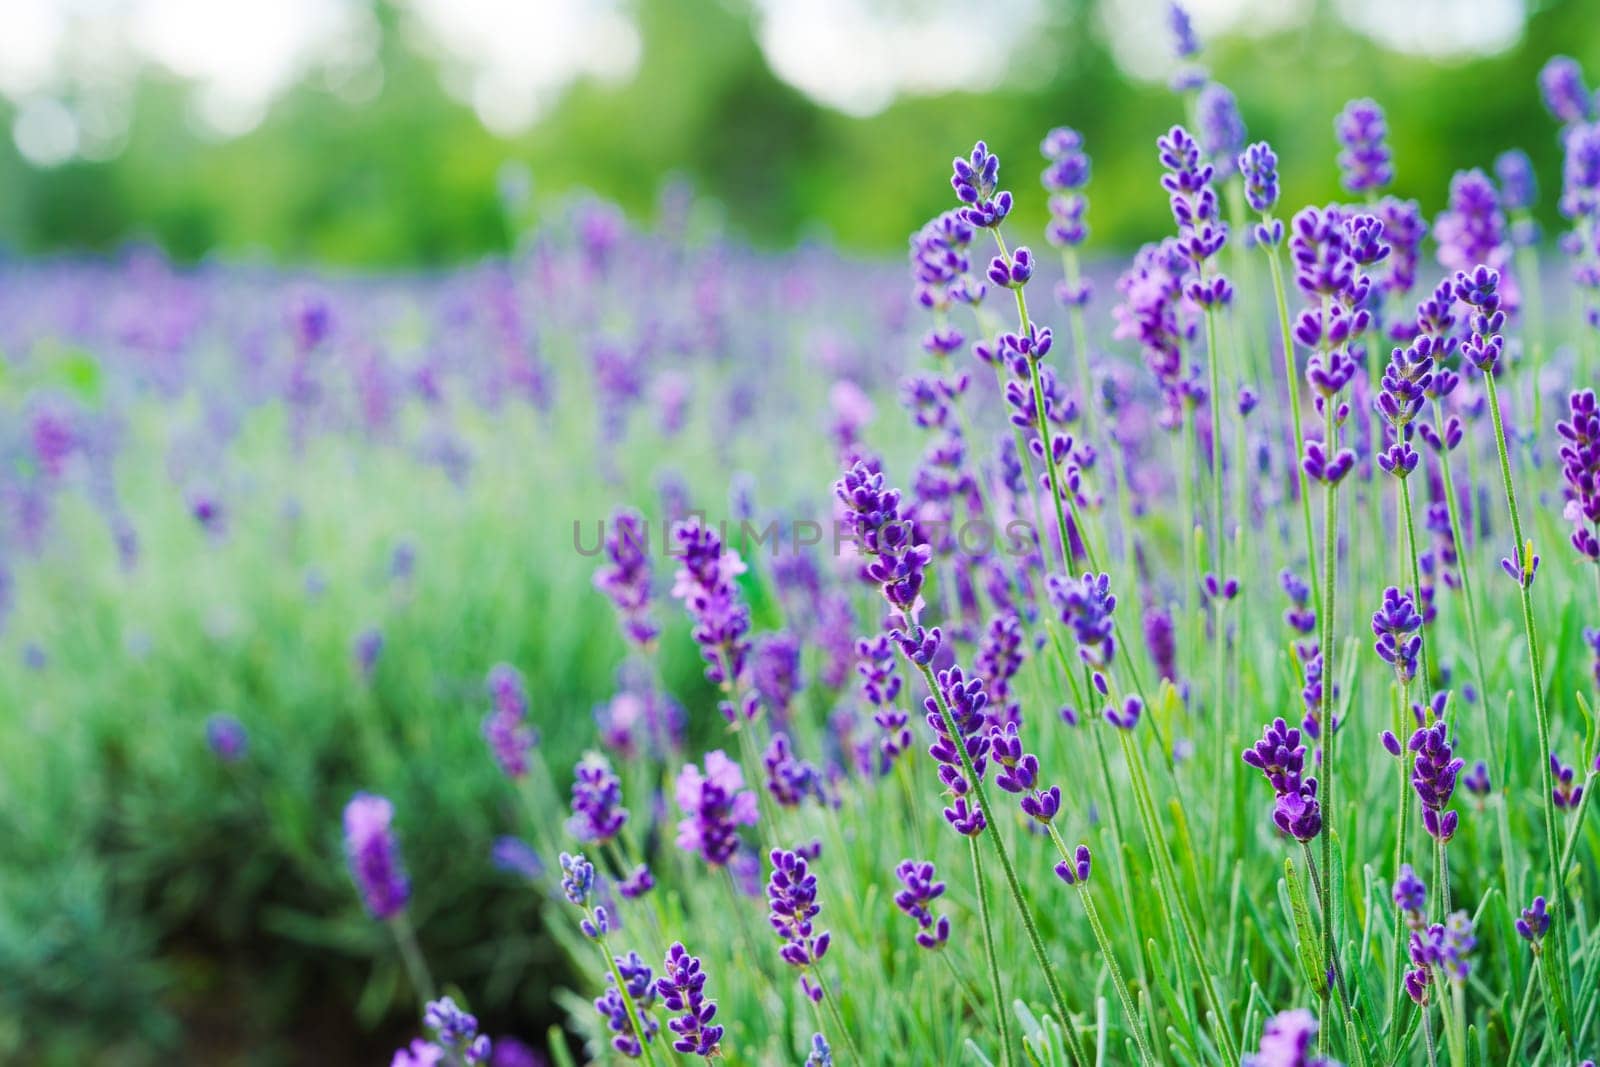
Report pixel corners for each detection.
[1243,1008,1336,1067]
[1336,98,1393,195]
[1371,586,1424,684]
[893,860,951,949]
[1409,722,1464,841]
[593,507,659,647]
[767,847,832,1003]
[675,751,758,867]
[658,942,724,1057]
[344,792,410,920]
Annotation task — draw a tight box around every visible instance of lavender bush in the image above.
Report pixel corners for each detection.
[2,23,1599,1067]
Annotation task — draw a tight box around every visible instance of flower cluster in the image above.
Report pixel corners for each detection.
[1049,571,1117,675]
[1243,1008,1335,1067]
[766,847,831,1003]
[1238,141,1283,245]
[762,732,822,808]
[483,663,538,779]
[1242,718,1322,841]
[1371,586,1424,685]
[595,952,659,1057]
[1557,389,1600,561]
[974,612,1026,727]
[1552,754,1585,810]
[1052,843,1092,887]
[989,721,1060,823]
[892,860,951,949]
[671,517,754,697]
[593,508,658,647]
[925,666,992,836]
[1335,98,1393,194]
[674,751,759,867]
[1517,896,1551,948]
[1157,124,1232,305]
[1041,127,1091,258]
[856,634,912,774]
[951,141,1012,230]
[569,752,629,846]
[344,792,410,920]
[657,943,723,1057]
[1410,722,1464,841]
[835,461,935,648]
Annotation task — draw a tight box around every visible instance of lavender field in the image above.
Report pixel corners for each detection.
[4,8,1600,1067]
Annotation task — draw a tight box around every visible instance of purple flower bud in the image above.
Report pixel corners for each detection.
[205,713,248,762]
[1053,844,1092,886]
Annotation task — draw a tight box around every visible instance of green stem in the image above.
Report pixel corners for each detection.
[1316,397,1339,1042]
[1482,366,1572,1048]
[1047,824,1155,1067]
[389,913,436,1007]
[917,662,1088,1067]
[970,835,1012,1067]
[601,935,663,1067]
[1266,243,1320,614]
[1396,477,1433,692]
[1508,953,1542,1059]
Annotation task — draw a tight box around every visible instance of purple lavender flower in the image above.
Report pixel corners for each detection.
[753,631,804,723]
[857,634,912,774]
[1336,98,1393,195]
[671,518,753,694]
[1540,56,1593,125]
[1394,863,1427,924]
[344,793,410,920]
[1557,389,1600,561]
[893,860,951,949]
[1552,754,1584,810]
[593,508,659,647]
[1048,571,1117,670]
[353,626,384,681]
[762,732,821,808]
[1197,83,1246,177]
[1377,197,1427,300]
[674,751,758,867]
[205,713,248,762]
[1454,264,1506,373]
[835,460,933,629]
[1158,125,1232,305]
[657,942,723,1057]
[1435,170,1513,297]
[1371,586,1424,684]
[1243,718,1322,842]
[805,1033,833,1067]
[1052,843,1092,886]
[1239,140,1280,219]
[483,664,537,779]
[560,851,595,907]
[1410,722,1464,841]
[988,721,1060,823]
[491,836,544,882]
[924,666,992,836]
[1144,606,1179,683]
[974,613,1026,725]
[424,998,491,1065]
[1243,1008,1333,1067]
[1280,570,1316,635]
[569,753,629,845]
[1496,149,1539,214]
[951,141,1012,229]
[1517,896,1550,946]
[766,847,831,1003]
[1041,127,1091,252]
[1463,761,1491,800]
[595,952,658,1057]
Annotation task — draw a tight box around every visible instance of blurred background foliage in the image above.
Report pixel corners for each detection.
[0,0,1597,266]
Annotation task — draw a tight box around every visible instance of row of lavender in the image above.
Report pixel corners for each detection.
[326,18,1600,1067]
